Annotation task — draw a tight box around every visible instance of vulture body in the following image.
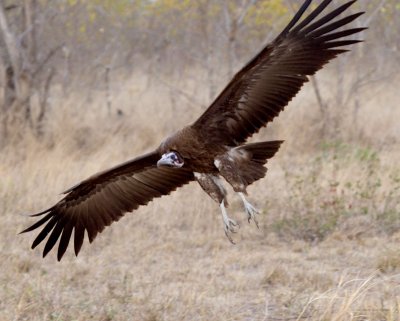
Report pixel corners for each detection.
[22,0,366,260]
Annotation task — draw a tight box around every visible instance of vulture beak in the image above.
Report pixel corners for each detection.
[157,152,184,168]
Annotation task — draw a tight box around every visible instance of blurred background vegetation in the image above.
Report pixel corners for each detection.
[0,0,399,146]
[1,2,400,319]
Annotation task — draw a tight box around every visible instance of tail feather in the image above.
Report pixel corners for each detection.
[238,140,284,164]
[236,140,283,186]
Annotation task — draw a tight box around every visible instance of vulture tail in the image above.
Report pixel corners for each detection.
[236,140,284,186]
[238,140,284,164]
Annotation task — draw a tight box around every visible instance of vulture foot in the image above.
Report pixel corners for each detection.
[239,192,260,229]
[220,201,239,244]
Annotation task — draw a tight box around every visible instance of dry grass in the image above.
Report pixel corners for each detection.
[1,70,400,321]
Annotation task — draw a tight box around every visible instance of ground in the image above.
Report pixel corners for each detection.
[0,72,399,320]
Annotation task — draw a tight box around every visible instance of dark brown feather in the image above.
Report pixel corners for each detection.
[298,0,357,34]
[31,216,58,249]
[290,0,333,33]
[21,150,194,260]
[58,220,74,261]
[74,221,85,256]
[237,141,284,186]
[43,217,66,257]
[192,0,365,146]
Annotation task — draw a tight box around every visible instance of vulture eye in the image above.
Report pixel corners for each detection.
[157,151,184,168]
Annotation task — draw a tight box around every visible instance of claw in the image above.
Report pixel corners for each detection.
[239,192,260,229]
[220,201,238,244]
[253,216,260,229]
[224,217,239,233]
[248,215,259,229]
[225,230,235,244]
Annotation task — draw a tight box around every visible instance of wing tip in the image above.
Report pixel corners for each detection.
[20,211,54,234]
[277,0,312,38]
[74,243,83,257]
[30,207,54,217]
[57,251,64,261]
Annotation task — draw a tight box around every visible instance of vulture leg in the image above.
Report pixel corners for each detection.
[194,172,239,243]
[215,151,261,228]
[238,192,260,228]
[219,201,239,244]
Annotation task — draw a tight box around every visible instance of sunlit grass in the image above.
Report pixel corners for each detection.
[1,72,399,320]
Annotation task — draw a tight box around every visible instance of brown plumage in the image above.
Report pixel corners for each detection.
[21,0,366,260]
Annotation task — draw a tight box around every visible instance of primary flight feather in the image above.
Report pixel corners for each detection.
[22,0,366,260]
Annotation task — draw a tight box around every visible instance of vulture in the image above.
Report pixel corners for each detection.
[21,0,366,260]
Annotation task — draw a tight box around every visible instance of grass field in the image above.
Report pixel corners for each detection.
[1,70,399,320]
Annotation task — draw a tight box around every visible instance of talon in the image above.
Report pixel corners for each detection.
[224,218,239,233]
[248,215,259,228]
[239,192,260,228]
[254,217,260,229]
[225,230,236,244]
[220,201,238,244]
[248,211,260,228]
[232,220,240,229]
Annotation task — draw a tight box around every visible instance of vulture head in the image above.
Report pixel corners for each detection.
[157,151,184,168]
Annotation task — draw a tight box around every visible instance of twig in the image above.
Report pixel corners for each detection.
[150,71,204,109]
[36,67,55,136]
[310,75,327,115]
[105,66,112,115]
[33,43,64,78]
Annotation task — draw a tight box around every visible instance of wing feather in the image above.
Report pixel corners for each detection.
[298,0,356,34]
[21,150,194,260]
[74,221,85,256]
[43,217,66,257]
[290,0,333,33]
[31,216,58,249]
[192,0,366,145]
[58,220,74,261]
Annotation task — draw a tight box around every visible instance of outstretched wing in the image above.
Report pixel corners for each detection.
[21,151,195,261]
[192,0,366,145]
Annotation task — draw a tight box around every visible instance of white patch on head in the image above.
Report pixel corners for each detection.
[157,151,184,168]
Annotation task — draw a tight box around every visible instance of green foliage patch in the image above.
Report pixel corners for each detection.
[267,141,400,242]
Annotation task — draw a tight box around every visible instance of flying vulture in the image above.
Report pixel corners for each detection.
[21,0,366,260]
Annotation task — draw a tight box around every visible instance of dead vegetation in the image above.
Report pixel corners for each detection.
[0,69,399,320]
[1,1,400,320]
